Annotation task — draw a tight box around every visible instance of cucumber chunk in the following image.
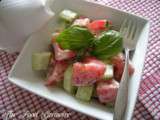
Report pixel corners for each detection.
[57,80,63,88]
[106,102,114,108]
[59,9,78,22]
[63,65,77,94]
[103,64,113,80]
[92,86,97,98]
[32,52,51,70]
[102,59,112,64]
[76,85,94,101]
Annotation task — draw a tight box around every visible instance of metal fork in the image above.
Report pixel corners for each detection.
[113,19,138,120]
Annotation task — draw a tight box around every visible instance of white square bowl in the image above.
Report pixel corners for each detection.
[8,0,150,119]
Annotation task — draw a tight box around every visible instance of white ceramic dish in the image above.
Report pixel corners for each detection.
[8,0,150,119]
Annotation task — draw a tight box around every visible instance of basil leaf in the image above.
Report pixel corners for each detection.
[105,21,112,29]
[56,26,94,51]
[91,30,123,59]
[105,21,109,28]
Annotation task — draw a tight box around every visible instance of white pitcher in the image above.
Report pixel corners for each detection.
[0,0,54,52]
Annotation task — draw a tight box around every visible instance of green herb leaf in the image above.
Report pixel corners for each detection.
[105,21,109,28]
[105,21,113,30]
[91,30,123,59]
[56,26,94,51]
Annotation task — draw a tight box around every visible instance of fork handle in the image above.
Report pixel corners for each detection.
[113,48,130,120]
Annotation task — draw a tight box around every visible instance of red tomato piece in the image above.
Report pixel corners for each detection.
[87,20,108,34]
[53,42,76,61]
[45,60,69,86]
[72,57,106,86]
[128,63,134,76]
[96,80,119,104]
[112,53,134,81]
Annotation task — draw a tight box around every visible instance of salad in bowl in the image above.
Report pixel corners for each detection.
[32,9,134,107]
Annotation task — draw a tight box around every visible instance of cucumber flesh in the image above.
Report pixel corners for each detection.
[63,65,77,94]
[105,103,114,111]
[103,64,113,80]
[102,59,112,64]
[106,102,114,108]
[32,52,51,70]
[57,80,63,88]
[59,9,78,22]
[92,86,97,98]
[76,85,94,101]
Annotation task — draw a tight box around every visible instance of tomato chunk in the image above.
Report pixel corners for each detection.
[112,53,134,81]
[96,80,119,104]
[87,20,110,34]
[45,60,69,86]
[53,42,76,61]
[72,57,106,86]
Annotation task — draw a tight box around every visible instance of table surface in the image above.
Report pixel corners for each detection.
[0,0,160,120]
